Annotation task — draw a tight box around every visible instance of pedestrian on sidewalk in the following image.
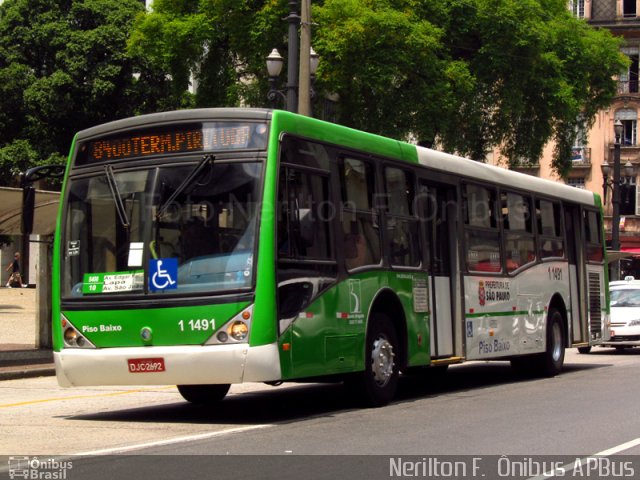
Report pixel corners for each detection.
[5,252,22,288]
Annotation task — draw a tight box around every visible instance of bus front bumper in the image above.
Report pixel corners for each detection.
[54,343,281,387]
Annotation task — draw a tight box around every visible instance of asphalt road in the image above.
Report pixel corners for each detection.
[1,348,640,479]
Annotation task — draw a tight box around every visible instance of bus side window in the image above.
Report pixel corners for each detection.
[583,209,604,263]
[463,184,502,273]
[536,199,565,259]
[502,191,536,273]
[341,158,381,270]
[384,167,420,267]
[276,163,336,320]
[277,167,332,261]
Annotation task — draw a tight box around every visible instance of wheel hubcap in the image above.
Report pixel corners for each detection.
[371,336,395,387]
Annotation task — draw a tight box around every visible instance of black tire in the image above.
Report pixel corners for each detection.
[346,313,400,407]
[177,384,230,404]
[510,308,565,377]
[577,346,592,354]
[536,308,565,376]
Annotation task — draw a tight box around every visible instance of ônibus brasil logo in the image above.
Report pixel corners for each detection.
[8,456,72,479]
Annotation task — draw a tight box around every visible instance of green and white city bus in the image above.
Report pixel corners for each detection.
[53,109,609,407]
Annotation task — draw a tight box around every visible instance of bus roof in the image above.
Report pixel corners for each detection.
[74,108,273,140]
[416,147,598,206]
[74,108,598,207]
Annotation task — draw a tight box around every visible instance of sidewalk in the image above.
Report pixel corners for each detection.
[0,286,55,380]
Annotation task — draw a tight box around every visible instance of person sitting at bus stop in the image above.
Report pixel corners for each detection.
[5,252,22,288]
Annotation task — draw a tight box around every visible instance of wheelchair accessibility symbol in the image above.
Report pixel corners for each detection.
[149,258,178,292]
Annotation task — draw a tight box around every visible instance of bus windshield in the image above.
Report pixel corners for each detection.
[62,161,262,298]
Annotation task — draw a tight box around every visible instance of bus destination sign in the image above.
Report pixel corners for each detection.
[78,123,266,165]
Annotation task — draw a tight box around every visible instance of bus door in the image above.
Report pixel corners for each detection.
[419,181,458,358]
[564,203,586,343]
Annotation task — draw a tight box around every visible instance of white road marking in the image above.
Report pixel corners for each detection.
[527,437,640,480]
[73,424,274,456]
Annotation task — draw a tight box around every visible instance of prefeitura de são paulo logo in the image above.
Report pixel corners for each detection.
[478,280,486,306]
[8,456,72,479]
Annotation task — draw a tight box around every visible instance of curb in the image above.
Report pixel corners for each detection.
[0,349,55,381]
[0,349,53,364]
[0,365,55,381]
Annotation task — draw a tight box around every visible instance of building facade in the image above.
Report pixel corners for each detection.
[578,0,640,275]
[490,1,640,276]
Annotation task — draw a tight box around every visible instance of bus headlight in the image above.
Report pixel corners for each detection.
[63,327,89,347]
[64,328,78,345]
[206,305,253,345]
[229,321,249,341]
[61,315,96,349]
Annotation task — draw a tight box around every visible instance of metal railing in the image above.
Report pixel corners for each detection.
[617,80,640,94]
[571,147,591,165]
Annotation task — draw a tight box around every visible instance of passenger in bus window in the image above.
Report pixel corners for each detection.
[344,232,369,269]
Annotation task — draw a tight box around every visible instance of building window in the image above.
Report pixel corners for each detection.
[616,108,638,145]
[619,47,639,93]
[570,0,585,18]
[620,176,638,215]
[567,178,586,189]
[571,121,590,164]
[624,0,637,18]
[622,120,637,146]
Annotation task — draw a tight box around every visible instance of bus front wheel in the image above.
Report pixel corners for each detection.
[346,313,400,407]
[177,384,231,404]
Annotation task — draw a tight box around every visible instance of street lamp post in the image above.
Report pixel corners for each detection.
[265,1,319,115]
[266,46,319,113]
[265,1,300,112]
[266,48,286,109]
[285,0,299,112]
[612,120,622,277]
[602,119,633,280]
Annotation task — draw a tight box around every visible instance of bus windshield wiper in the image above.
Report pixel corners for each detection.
[156,154,215,219]
[104,164,130,229]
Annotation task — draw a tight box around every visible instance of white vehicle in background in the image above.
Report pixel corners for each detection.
[603,277,640,350]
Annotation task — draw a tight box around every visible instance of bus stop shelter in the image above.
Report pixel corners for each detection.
[0,186,60,349]
[0,186,60,236]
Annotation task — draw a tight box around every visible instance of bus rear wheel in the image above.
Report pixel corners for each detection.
[346,313,399,407]
[536,308,565,376]
[510,308,565,377]
[177,384,230,404]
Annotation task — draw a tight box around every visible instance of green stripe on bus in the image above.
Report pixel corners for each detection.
[465,310,543,318]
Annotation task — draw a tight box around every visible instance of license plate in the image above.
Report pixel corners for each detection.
[127,358,165,373]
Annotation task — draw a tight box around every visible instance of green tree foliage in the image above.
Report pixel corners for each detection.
[316,0,628,176]
[130,0,626,177]
[0,0,629,182]
[128,0,288,108]
[0,0,152,186]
